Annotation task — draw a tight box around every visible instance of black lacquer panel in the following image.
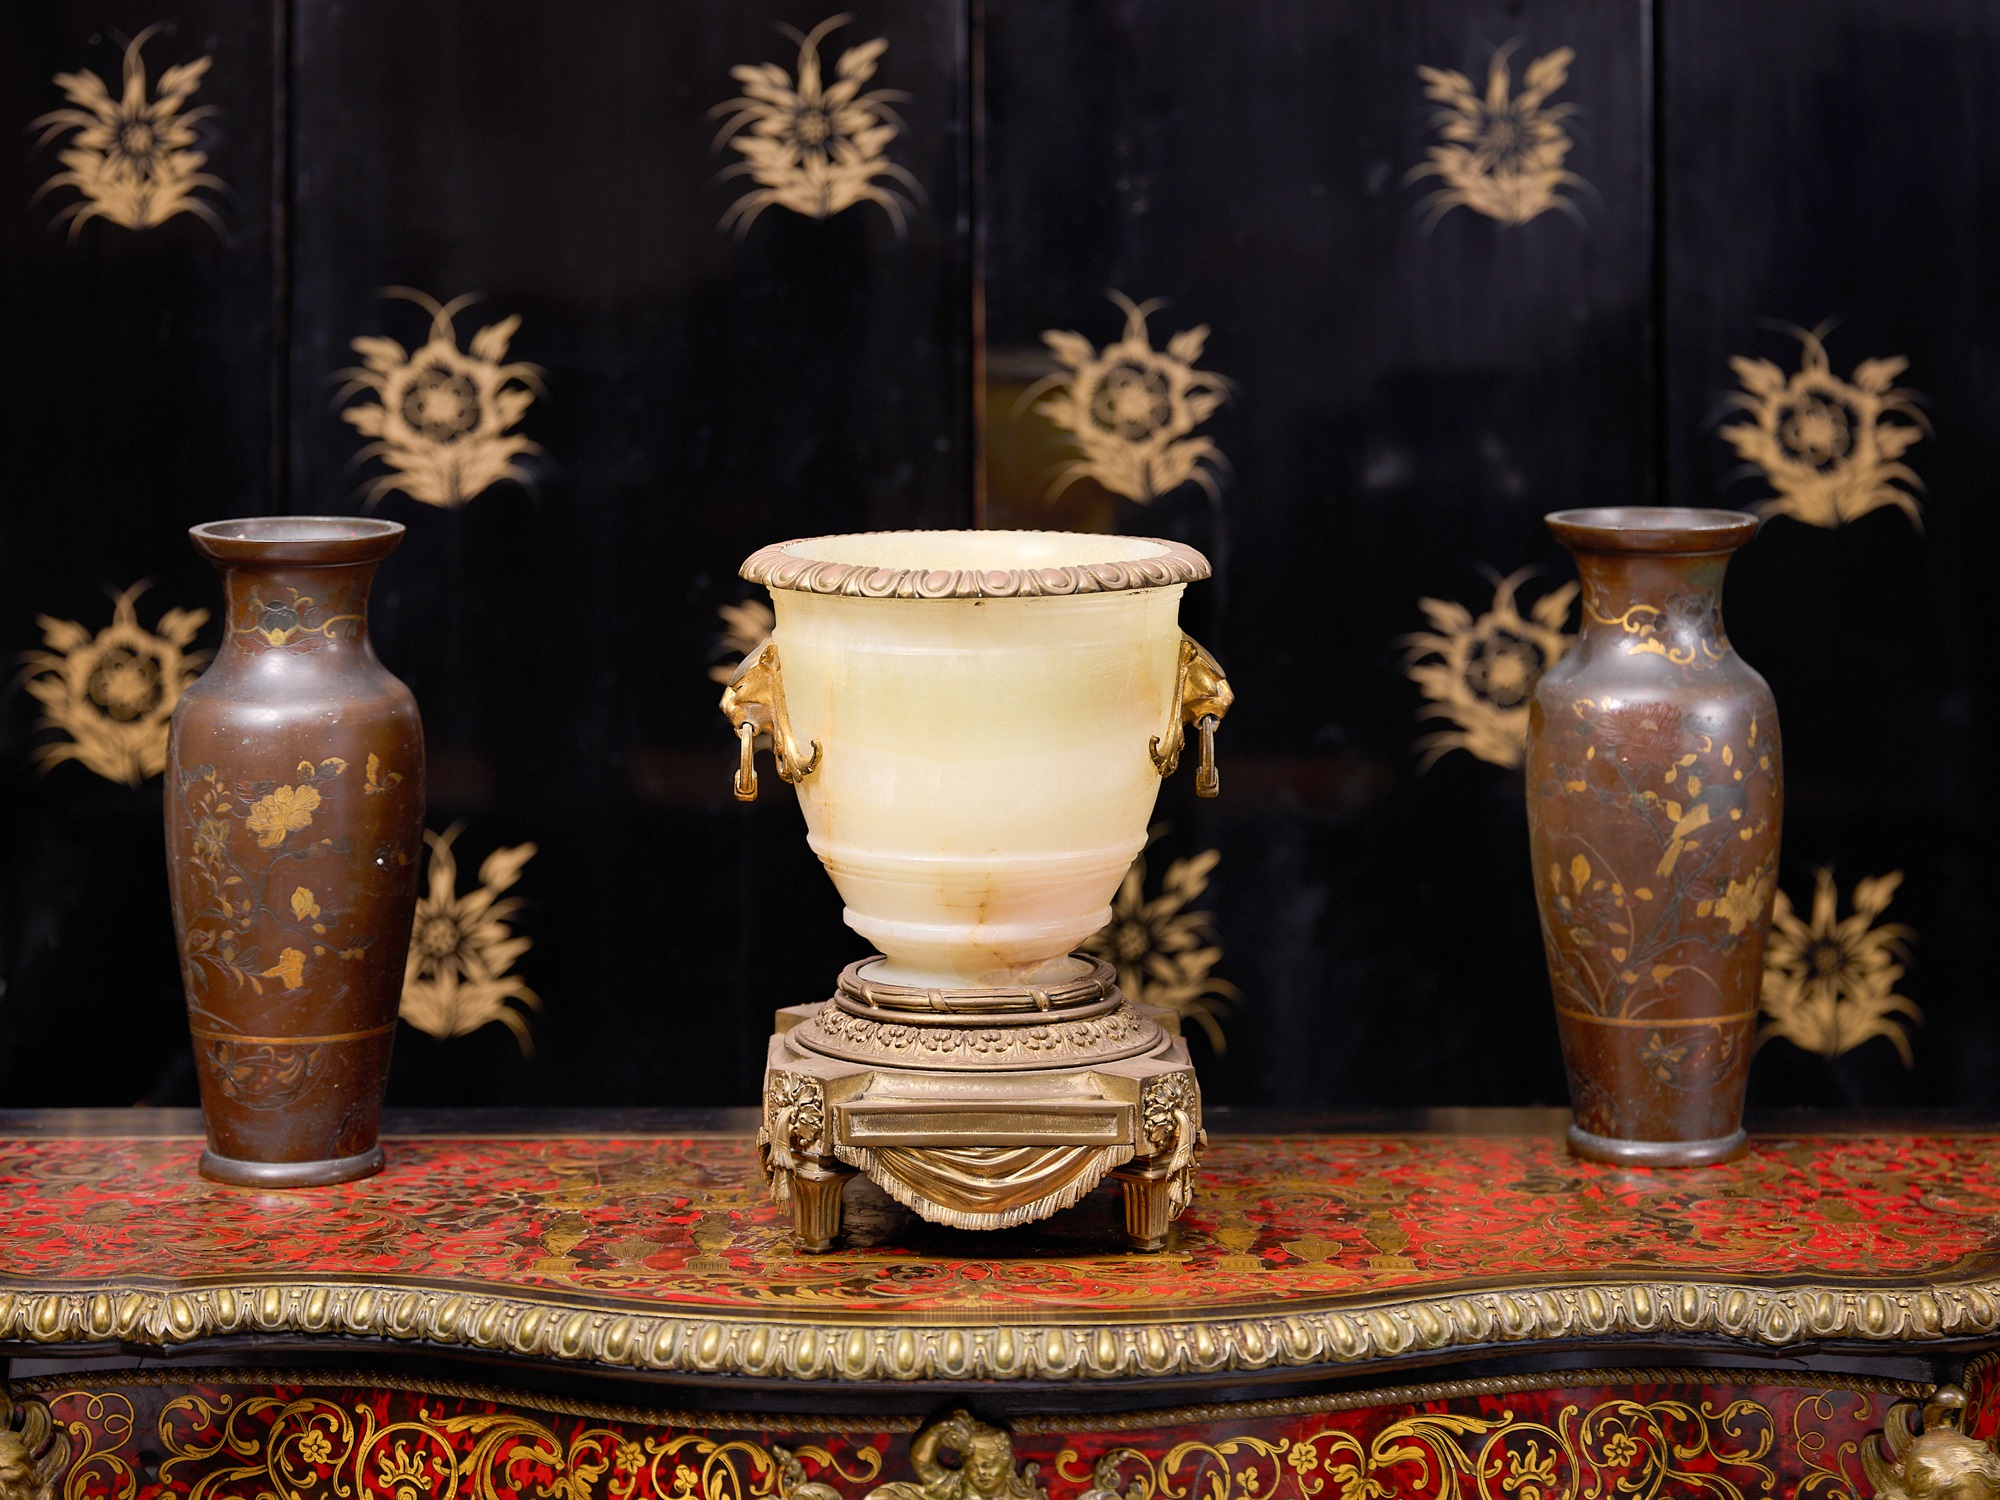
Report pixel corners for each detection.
[1661,0,2000,1109]
[981,0,1654,1105]
[0,3,277,1105]
[0,0,1993,1115]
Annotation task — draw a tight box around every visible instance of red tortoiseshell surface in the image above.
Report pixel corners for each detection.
[3,1131,1998,1313]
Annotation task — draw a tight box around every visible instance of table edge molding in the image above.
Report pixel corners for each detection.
[2,1273,1995,1382]
[4,1362,1934,1430]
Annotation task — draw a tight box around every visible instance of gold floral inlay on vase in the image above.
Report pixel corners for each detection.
[31,25,222,236]
[1761,867,1918,1064]
[22,582,209,785]
[401,824,541,1054]
[1410,42,1585,226]
[711,13,920,234]
[337,290,544,509]
[1721,324,1927,529]
[1026,292,1229,504]
[1403,568,1576,769]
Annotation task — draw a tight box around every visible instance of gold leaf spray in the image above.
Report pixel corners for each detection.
[1409,42,1585,227]
[401,824,542,1055]
[1761,868,1919,1065]
[711,13,921,234]
[31,25,223,236]
[1083,826,1238,1052]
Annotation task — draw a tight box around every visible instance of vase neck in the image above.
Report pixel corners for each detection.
[216,558,381,660]
[1571,549,1734,663]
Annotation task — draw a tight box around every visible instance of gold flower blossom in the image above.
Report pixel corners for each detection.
[1761,868,1920,1064]
[711,13,920,234]
[298,1430,333,1467]
[31,26,222,236]
[401,824,541,1055]
[259,947,306,991]
[1403,569,1577,769]
[1410,43,1584,226]
[1082,827,1238,1052]
[1721,324,1927,529]
[1027,292,1230,504]
[708,598,776,684]
[337,289,544,509]
[1700,866,1775,937]
[21,582,208,785]
[244,785,321,849]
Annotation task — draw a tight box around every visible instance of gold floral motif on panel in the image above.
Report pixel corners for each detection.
[1409,43,1584,227]
[712,14,920,234]
[1721,325,1926,529]
[1027,293,1229,505]
[1082,826,1236,1052]
[401,824,541,1054]
[1761,868,1919,1065]
[127,1390,883,1500]
[22,583,207,785]
[1061,1397,1778,1500]
[31,26,222,236]
[337,289,544,509]
[1403,569,1576,770]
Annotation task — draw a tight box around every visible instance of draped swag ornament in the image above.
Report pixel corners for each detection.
[22,583,208,785]
[31,25,223,236]
[1403,569,1577,769]
[337,290,544,509]
[711,13,920,234]
[400,825,541,1054]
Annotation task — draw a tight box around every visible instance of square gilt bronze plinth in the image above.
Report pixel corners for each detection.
[757,954,1205,1251]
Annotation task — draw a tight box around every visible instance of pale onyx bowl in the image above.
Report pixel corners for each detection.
[723,530,1227,990]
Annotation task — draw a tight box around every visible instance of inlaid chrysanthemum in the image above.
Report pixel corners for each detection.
[1721,325,1926,528]
[1027,292,1229,504]
[337,289,544,509]
[22,582,208,785]
[1403,569,1577,769]
[31,26,222,236]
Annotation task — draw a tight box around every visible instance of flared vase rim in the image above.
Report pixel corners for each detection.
[190,516,406,566]
[1545,507,1760,554]
[741,529,1211,600]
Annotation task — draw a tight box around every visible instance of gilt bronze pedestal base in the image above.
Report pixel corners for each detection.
[758,954,1204,1251]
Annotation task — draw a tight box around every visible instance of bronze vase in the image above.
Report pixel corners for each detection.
[1526,508,1782,1166]
[164,518,425,1186]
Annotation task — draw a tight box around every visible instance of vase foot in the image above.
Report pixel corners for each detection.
[199,1144,385,1188]
[1568,1124,1747,1168]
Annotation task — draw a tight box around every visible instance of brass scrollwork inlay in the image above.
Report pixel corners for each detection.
[1149,633,1231,796]
[720,640,821,801]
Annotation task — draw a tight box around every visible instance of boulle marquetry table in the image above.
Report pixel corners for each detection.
[4,1108,2000,1500]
